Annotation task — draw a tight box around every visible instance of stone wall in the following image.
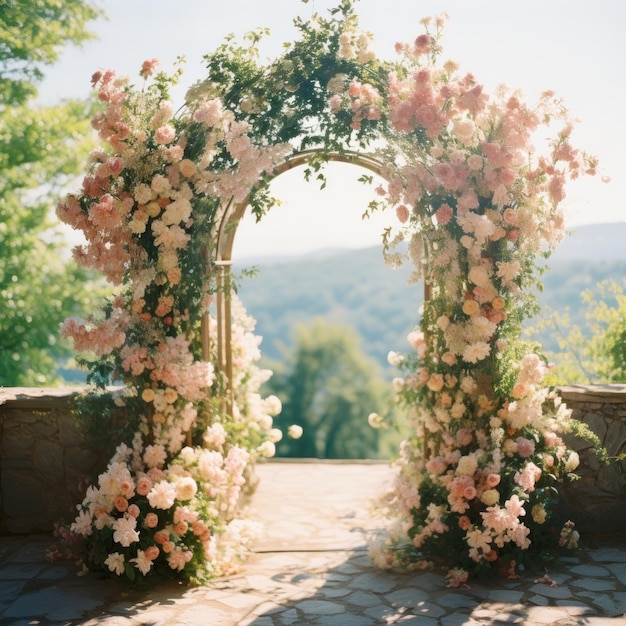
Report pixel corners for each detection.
[1,385,626,536]
[0,388,116,534]
[559,384,626,534]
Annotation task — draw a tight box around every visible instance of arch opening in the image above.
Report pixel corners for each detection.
[206,152,427,413]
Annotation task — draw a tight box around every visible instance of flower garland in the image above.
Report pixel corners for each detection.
[57,60,286,582]
[56,1,601,585]
[355,16,600,580]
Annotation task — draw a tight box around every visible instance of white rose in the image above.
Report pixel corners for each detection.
[288,425,303,440]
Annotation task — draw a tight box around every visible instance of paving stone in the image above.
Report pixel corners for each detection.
[5,586,103,620]
[525,605,573,623]
[570,576,616,591]
[437,591,482,608]
[411,600,446,619]
[364,604,411,620]
[276,607,300,625]
[613,591,626,613]
[579,619,623,626]
[487,589,524,603]
[216,591,267,609]
[342,589,381,607]
[320,586,354,598]
[569,563,612,577]
[310,613,375,625]
[385,587,430,607]
[396,616,439,625]
[588,547,626,563]
[241,617,274,626]
[528,583,573,599]
[440,614,482,625]
[348,572,398,593]
[555,599,597,616]
[1,463,626,626]
[473,607,499,618]
[294,599,345,615]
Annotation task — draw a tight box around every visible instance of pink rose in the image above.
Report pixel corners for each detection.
[144,546,160,561]
[463,485,477,500]
[456,428,473,447]
[515,437,535,458]
[114,496,129,513]
[414,34,430,55]
[154,125,176,145]
[140,58,160,79]
[329,94,342,113]
[435,203,453,225]
[485,473,501,488]
[407,330,425,350]
[396,205,410,224]
[427,373,445,392]
[145,512,159,529]
[136,477,152,497]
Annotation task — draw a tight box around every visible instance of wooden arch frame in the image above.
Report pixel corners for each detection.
[200,149,430,411]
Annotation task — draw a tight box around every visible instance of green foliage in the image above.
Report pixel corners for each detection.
[0,0,102,106]
[0,1,109,386]
[73,388,141,460]
[534,277,626,384]
[265,318,404,459]
[0,99,110,385]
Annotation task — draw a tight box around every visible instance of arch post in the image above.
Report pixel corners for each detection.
[214,259,234,416]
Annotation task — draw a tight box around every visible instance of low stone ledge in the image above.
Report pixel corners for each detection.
[0,387,117,535]
[1,386,626,536]
[557,385,626,534]
[559,383,626,404]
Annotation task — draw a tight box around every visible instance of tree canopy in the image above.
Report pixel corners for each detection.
[266,319,400,459]
[0,0,107,385]
[0,0,102,106]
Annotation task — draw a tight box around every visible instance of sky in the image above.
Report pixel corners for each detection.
[39,0,625,257]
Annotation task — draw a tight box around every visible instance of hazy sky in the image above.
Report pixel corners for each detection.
[40,0,625,257]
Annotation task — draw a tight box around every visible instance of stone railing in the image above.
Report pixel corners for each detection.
[1,385,625,535]
[558,384,626,534]
[0,388,121,534]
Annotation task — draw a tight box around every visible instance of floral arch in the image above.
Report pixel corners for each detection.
[57,1,599,586]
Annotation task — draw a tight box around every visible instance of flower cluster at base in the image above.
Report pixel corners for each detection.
[71,425,258,584]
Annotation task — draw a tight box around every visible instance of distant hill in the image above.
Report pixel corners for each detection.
[234,223,626,372]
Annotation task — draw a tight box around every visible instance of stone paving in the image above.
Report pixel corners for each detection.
[1,461,626,625]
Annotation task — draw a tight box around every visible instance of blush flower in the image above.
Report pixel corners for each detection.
[112,514,140,547]
[104,552,125,575]
[130,549,153,575]
[147,480,177,509]
[462,341,490,363]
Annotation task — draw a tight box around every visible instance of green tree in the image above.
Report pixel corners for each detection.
[266,318,401,459]
[0,1,107,385]
[0,0,102,106]
[533,278,626,385]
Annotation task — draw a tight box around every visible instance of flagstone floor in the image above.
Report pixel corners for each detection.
[1,461,625,625]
